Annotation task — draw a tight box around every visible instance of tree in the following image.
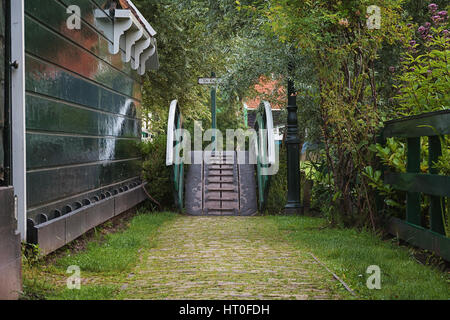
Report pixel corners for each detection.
[134,0,227,134]
[254,0,408,228]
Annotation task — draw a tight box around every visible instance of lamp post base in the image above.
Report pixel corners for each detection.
[284,205,303,215]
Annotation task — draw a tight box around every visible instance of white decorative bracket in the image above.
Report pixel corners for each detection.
[95,7,159,75]
[131,34,151,71]
[95,9,141,56]
[138,38,157,75]
[122,25,143,63]
[94,9,114,45]
[110,10,134,55]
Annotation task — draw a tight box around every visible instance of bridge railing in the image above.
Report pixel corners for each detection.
[254,101,277,212]
[166,100,184,211]
[381,109,450,260]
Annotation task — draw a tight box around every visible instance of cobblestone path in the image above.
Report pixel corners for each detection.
[122,216,342,300]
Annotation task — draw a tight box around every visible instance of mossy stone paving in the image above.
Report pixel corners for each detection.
[121,216,343,300]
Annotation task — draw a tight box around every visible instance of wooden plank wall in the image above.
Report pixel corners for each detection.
[24,0,144,224]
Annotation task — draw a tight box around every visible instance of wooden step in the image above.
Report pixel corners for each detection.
[205,210,237,216]
[206,187,236,192]
[206,192,238,200]
[207,173,234,177]
[208,168,234,172]
[208,157,234,160]
[207,176,234,180]
[206,207,236,211]
[209,165,234,169]
[207,179,234,183]
[208,168,234,171]
[208,156,234,160]
[207,198,237,201]
[208,162,234,165]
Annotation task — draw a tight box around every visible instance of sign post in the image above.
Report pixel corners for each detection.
[198,73,218,151]
[211,72,217,151]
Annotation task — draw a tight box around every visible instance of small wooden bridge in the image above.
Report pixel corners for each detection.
[166,100,276,216]
[184,151,258,216]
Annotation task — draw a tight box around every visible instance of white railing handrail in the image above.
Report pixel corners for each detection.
[263,101,276,165]
[166,100,178,166]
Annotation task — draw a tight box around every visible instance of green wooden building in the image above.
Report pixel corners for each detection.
[0,0,159,298]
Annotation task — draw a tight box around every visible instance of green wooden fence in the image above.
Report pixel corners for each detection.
[382,110,450,261]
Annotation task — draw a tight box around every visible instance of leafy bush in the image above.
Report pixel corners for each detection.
[434,137,450,176]
[308,155,335,221]
[264,143,287,214]
[141,135,174,209]
[371,5,450,235]
[391,4,450,176]
[394,6,449,115]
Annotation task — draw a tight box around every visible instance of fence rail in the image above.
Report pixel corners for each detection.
[381,109,450,261]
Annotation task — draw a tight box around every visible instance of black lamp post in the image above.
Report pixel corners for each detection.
[284,64,302,214]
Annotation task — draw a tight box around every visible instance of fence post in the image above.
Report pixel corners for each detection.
[406,137,421,225]
[429,135,445,234]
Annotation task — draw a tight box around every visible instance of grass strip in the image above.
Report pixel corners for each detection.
[270,215,449,300]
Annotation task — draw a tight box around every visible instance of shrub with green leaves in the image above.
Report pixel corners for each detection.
[394,5,449,115]
[141,135,174,209]
[391,4,450,175]
[264,143,287,214]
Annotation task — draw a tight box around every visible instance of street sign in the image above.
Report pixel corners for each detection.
[198,77,217,85]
